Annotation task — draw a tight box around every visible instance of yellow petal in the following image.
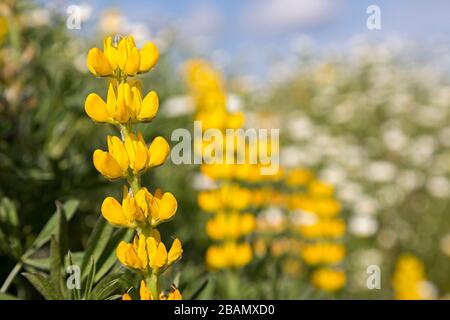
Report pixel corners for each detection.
[148,136,170,167]
[101,197,127,226]
[159,192,177,221]
[138,91,158,122]
[168,238,183,264]
[103,37,118,70]
[93,150,124,180]
[117,38,128,70]
[125,47,140,76]
[139,42,159,73]
[122,196,144,223]
[116,242,142,270]
[134,140,149,172]
[108,136,129,172]
[139,280,153,300]
[87,48,113,77]
[146,236,159,269]
[167,287,182,300]
[85,93,109,123]
[106,82,117,118]
[122,293,132,300]
[137,234,148,268]
[154,243,168,269]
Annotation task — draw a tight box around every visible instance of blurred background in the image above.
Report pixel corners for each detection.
[0,0,449,299]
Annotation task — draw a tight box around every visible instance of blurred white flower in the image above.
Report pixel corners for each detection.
[162,95,195,117]
[426,176,450,198]
[28,8,51,27]
[353,196,378,216]
[227,94,242,113]
[383,127,408,152]
[287,116,314,141]
[192,173,217,190]
[418,281,438,300]
[397,169,425,192]
[367,161,397,183]
[440,234,450,257]
[349,215,378,237]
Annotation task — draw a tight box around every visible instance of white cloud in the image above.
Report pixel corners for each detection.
[244,0,338,33]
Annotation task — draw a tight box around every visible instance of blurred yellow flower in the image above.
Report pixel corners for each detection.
[301,242,345,265]
[206,242,253,270]
[392,254,433,300]
[311,268,346,292]
[206,212,255,241]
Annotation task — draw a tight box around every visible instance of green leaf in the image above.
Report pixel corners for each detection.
[49,236,63,298]
[0,292,19,300]
[94,228,133,282]
[23,252,83,270]
[90,273,126,300]
[81,217,113,279]
[22,272,61,300]
[56,201,68,259]
[83,256,96,299]
[188,278,209,300]
[67,251,81,300]
[27,199,79,255]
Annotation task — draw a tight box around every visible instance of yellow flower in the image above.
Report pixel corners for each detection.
[311,268,346,292]
[198,184,251,212]
[206,212,255,241]
[392,254,432,300]
[102,187,177,228]
[116,232,182,273]
[308,180,334,197]
[85,82,158,124]
[87,36,159,78]
[206,242,252,270]
[93,134,169,179]
[301,242,345,265]
[298,218,346,239]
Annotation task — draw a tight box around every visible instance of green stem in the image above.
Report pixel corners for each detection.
[128,175,141,194]
[147,272,160,300]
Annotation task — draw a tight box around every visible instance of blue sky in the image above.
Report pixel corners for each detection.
[41,0,450,74]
